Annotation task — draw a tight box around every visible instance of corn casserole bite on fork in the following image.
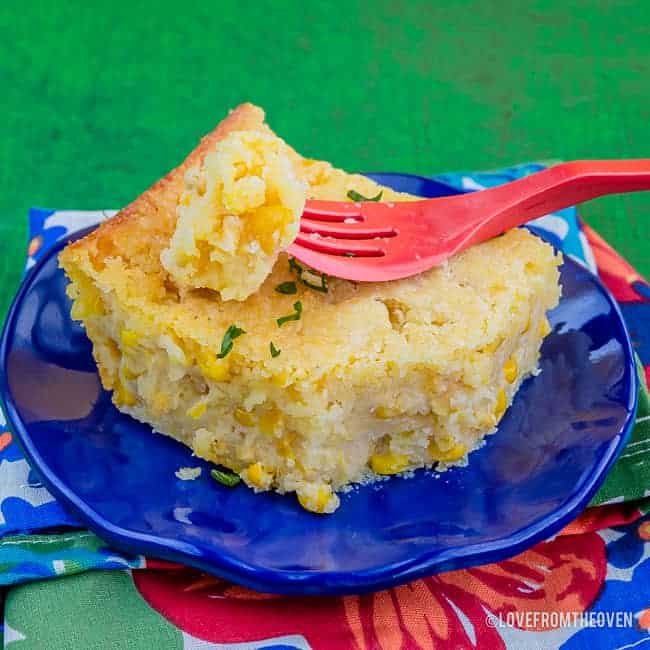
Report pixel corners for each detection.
[59,103,562,514]
[161,130,307,301]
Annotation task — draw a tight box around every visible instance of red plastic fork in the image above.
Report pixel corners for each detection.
[287,160,650,281]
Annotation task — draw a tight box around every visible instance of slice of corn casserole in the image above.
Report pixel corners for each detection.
[161,130,307,300]
[59,103,562,514]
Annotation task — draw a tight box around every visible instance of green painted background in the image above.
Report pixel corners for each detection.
[1,1,648,316]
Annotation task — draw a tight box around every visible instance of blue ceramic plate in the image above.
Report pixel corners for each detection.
[0,174,637,596]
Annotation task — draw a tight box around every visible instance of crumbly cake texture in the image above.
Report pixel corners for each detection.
[59,103,562,514]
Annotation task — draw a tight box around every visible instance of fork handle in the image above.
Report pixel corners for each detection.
[460,159,650,244]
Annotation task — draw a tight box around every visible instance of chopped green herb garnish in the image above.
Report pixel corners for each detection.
[289,257,303,274]
[275,281,297,295]
[270,342,281,357]
[301,268,328,293]
[347,189,383,202]
[344,252,356,257]
[277,301,302,327]
[288,256,328,293]
[217,324,245,359]
[210,468,241,487]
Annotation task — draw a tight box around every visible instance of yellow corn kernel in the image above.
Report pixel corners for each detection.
[370,452,409,475]
[302,488,329,513]
[186,402,207,419]
[297,484,338,514]
[539,317,551,337]
[495,387,507,420]
[259,408,283,435]
[483,337,503,353]
[429,438,467,462]
[198,352,230,382]
[179,192,192,207]
[270,371,289,387]
[246,462,264,486]
[113,382,136,407]
[120,329,139,348]
[374,406,399,419]
[244,462,273,489]
[244,206,293,254]
[503,356,518,384]
[234,408,255,427]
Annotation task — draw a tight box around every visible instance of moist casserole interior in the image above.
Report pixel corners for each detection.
[59,103,562,513]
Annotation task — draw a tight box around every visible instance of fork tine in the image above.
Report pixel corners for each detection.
[300,218,397,240]
[287,242,423,282]
[286,244,369,280]
[302,201,362,222]
[294,233,386,257]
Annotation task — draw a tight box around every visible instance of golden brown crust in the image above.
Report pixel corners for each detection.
[60,103,269,265]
